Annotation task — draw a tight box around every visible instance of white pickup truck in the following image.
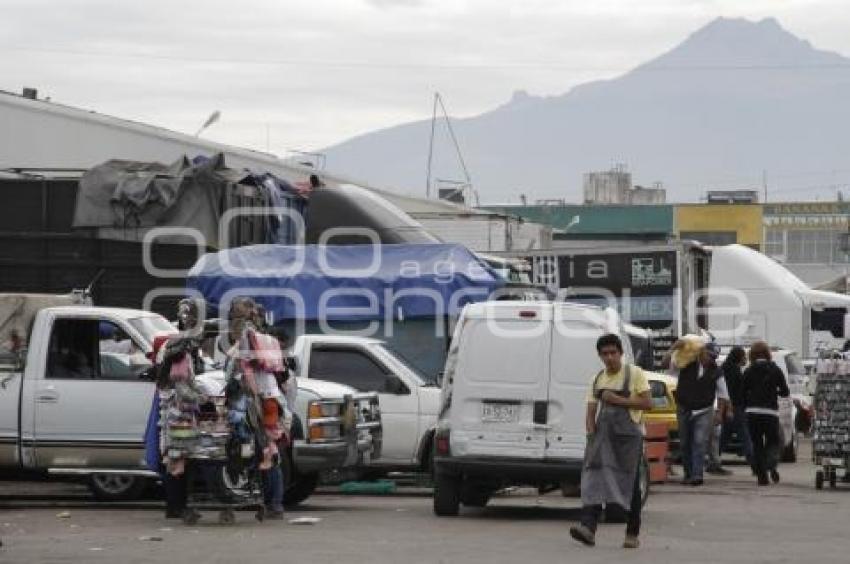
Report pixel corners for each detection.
[291,335,441,473]
[0,300,381,505]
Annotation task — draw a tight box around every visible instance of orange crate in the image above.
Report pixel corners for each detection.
[644,422,668,440]
[645,440,669,461]
[649,461,667,484]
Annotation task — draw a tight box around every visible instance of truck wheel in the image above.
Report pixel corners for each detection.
[433,472,461,516]
[461,491,491,508]
[88,474,147,501]
[285,472,319,507]
[419,432,435,476]
[781,433,798,463]
[282,449,318,508]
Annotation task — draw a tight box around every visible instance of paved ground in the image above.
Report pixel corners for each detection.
[2,440,850,563]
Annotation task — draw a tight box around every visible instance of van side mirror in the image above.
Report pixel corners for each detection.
[435,371,445,387]
[384,374,409,395]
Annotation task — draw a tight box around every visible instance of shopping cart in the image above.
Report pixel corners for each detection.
[177,397,266,525]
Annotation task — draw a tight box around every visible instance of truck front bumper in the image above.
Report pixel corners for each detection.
[293,436,373,473]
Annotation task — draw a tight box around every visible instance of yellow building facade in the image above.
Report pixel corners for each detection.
[675,204,763,249]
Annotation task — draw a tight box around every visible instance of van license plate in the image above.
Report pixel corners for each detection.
[481,402,518,423]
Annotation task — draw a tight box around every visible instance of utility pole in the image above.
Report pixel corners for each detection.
[762,169,768,203]
[425,93,439,199]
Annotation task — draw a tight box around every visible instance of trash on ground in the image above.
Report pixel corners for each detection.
[138,536,164,542]
[338,480,396,495]
[56,512,71,519]
[288,517,322,525]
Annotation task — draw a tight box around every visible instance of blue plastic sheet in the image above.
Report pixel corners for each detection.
[187,243,503,321]
[143,392,162,473]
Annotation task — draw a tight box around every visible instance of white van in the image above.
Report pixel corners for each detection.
[432,301,648,516]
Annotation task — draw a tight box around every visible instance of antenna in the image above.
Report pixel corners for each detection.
[762,169,768,203]
[425,92,473,201]
[82,269,106,301]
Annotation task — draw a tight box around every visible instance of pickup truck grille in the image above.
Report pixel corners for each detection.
[353,392,382,460]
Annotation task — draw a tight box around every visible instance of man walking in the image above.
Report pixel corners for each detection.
[720,346,753,468]
[570,334,652,549]
[670,341,730,486]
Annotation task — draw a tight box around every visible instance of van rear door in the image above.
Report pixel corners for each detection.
[448,304,552,459]
[546,307,612,461]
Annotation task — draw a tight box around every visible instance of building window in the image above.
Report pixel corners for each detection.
[764,229,784,258]
[785,229,845,264]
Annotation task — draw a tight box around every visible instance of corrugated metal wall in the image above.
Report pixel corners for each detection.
[0,178,203,316]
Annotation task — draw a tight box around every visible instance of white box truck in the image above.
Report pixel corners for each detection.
[709,245,850,360]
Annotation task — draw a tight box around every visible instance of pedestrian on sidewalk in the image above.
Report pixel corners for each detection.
[742,341,790,486]
[720,346,754,468]
[706,413,731,475]
[570,334,652,550]
[667,339,730,486]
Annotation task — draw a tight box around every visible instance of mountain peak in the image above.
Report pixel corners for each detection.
[641,16,846,69]
[494,89,543,112]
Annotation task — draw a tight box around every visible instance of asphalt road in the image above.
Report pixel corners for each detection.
[2,440,850,564]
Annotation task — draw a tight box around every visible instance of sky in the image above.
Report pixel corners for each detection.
[2,0,849,160]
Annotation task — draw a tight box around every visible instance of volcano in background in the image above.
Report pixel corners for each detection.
[322,17,850,203]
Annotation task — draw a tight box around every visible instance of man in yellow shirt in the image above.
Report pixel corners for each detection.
[570,333,652,549]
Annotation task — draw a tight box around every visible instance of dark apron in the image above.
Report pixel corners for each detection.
[580,365,643,508]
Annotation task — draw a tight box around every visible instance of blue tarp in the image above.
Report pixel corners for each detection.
[143,392,162,473]
[187,244,503,321]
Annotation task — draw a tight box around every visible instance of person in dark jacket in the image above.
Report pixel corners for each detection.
[668,340,730,486]
[742,341,790,486]
[720,346,753,466]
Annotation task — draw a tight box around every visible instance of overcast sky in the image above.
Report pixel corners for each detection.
[2,0,849,160]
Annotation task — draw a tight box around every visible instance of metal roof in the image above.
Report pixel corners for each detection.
[480,204,675,235]
[0,89,463,218]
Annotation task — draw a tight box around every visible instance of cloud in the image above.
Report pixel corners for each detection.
[0,0,847,193]
[365,0,424,8]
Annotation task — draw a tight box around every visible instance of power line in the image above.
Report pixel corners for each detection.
[4,44,850,72]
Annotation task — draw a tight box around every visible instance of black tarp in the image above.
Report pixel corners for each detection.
[72,153,308,248]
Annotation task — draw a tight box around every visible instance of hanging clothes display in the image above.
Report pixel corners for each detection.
[156,337,206,477]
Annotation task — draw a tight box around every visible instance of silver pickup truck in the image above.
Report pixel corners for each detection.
[0,297,381,504]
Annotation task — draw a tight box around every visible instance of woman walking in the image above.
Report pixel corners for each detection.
[742,341,790,486]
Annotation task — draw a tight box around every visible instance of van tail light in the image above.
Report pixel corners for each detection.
[435,431,451,456]
[519,310,537,318]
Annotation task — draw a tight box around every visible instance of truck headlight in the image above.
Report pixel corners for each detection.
[308,401,343,419]
[309,424,342,442]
